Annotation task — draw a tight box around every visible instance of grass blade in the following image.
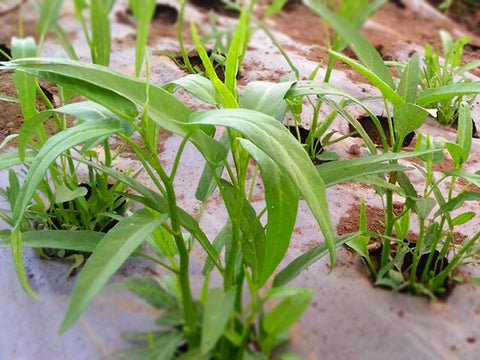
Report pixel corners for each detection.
[90,0,111,65]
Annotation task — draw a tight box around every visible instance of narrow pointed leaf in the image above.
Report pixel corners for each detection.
[0,230,103,251]
[239,139,298,285]
[201,289,236,354]
[304,0,394,88]
[60,210,166,333]
[4,59,227,164]
[273,233,360,287]
[189,109,336,266]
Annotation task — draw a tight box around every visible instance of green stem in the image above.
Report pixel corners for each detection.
[177,0,195,74]
[409,219,425,289]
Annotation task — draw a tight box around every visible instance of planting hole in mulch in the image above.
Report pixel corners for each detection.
[427,0,480,37]
[349,115,415,148]
[126,4,178,25]
[175,49,226,80]
[0,44,11,61]
[389,0,406,9]
[286,125,327,165]
[42,182,128,269]
[452,116,479,138]
[338,203,455,299]
[189,0,239,17]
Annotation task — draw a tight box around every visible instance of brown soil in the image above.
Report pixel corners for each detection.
[337,203,405,236]
[0,72,24,142]
[0,71,59,144]
[427,0,480,36]
[271,0,480,79]
[349,115,415,148]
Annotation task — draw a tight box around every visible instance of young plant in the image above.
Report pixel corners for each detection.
[420,31,480,126]
[306,0,480,297]
[0,6,344,356]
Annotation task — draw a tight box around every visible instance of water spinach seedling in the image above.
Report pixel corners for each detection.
[420,31,480,128]
[306,0,480,298]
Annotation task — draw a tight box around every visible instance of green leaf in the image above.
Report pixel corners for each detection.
[316,150,439,187]
[456,101,472,163]
[38,0,64,39]
[452,212,475,226]
[435,192,480,217]
[12,37,37,121]
[11,229,40,300]
[262,287,312,335]
[60,210,166,333]
[457,60,480,75]
[165,74,220,106]
[414,134,446,163]
[5,59,227,165]
[329,50,403,106]
[122,277,177,310]
[190,23,237,108]
[0,151,35,171]
[201,289,236,355]
[397,53,420,103]
[239,81,295,120]
[195,131,230,202]
[12,118,125,228]
[393,103,427,145]
[265,0,288,17]
[468,277,480,286]
[273,233,359,287]
[304,0,395,88]
[54,184,88,203]
[190,109,336,266]
[128,0,156,76]
[72,157,222,270]
[239,139,299,285]
[220,180,265,275]
[415,197,436,220]
[446,142,466,167]
[417,83,480,106]
[224,8,249,98]
[90,0,111,65]
[0,230,103,252]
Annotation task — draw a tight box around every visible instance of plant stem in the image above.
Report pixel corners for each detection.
[177,0,195,74]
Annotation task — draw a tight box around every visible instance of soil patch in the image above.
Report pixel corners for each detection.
[125,4,178,25]
[349,115,415,148]
[0,71,59,144]
[287,125,323,164]
[337,203,405,237]
[189,0,239,17]
[0,44,11,61]
[175,50,226,80]
[427,0,480,37]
